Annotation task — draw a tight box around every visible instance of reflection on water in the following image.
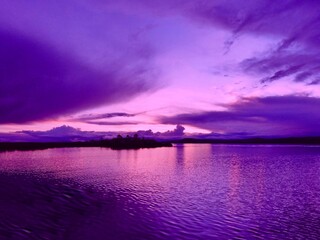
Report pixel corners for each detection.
[175,144,185,174]
[1,144,320,239]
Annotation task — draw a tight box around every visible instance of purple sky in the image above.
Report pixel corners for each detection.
[1,0,320,138]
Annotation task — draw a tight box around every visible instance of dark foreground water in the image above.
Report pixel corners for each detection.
[0,144,320,239]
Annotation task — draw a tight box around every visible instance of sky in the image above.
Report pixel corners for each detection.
[1,0,320,139]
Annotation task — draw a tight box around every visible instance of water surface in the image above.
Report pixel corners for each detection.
[1,144,320,239]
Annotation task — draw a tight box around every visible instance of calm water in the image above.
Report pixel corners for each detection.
[1,144,320,239]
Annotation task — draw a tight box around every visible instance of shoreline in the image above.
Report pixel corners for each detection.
[0,139,173,152]
[172,136,320,145]
[1,136,320,152]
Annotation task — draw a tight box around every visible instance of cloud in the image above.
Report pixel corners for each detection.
[85,121,140,126]
[0,29,158,124]
[0,124,186,142]
[160,96,320,136]
[187,0,320,85]
[137,124,185,139]
[100,0,320,85]
[74,112,136,121]
[160,124,185,137]
[0,132,39,142]
[70,111,142,126]
[10,125,107,142]
[241,51,320,85]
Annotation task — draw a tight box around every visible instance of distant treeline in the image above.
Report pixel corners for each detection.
[172,137,320,145]
[1,136,320,152]
[0,135,172,152]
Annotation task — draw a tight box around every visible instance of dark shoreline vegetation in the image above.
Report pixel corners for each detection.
[173,136,320,145]
[0,136,320,152]
[0,136,172,152]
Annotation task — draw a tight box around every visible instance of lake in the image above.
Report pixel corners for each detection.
[1,144,320,239]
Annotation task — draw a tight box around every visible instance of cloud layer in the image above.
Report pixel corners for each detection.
[0,30,156,123]
[1,0,320,136]
[0,125,186,142]
[160,96,320,136]
[190,0,320,85]
[104,0,320,85]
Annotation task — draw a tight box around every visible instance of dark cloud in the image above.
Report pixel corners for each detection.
[0,125,186,142]
[105,0,320,85]
[161,124,185,137]
[85,121,140,126]
[0,30,157,124]
[160,96,320,136]
[241,52,320,85]
[0,132,39,142]
[136,124,185,139]
[187,0,320,84]
[9,125,108,142]
[75,112,136,121]
[16,125,140,142]
[308,79,320,86]
[71,112,141,126]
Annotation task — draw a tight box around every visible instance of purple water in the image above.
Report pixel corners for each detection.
[1,144,320,239]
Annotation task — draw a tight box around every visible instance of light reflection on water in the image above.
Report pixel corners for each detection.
[1,144,320,239]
